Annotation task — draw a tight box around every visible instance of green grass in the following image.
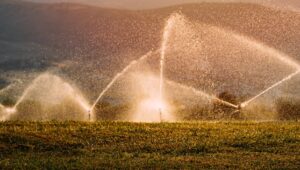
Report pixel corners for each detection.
[0,121,299,169]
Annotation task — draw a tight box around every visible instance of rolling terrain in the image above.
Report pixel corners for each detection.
[0,121,299,169]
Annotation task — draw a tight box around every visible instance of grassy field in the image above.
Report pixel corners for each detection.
[0,121,299,169]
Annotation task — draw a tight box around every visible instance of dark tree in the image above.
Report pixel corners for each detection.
[94,101,130,121]
[275,97,300,120]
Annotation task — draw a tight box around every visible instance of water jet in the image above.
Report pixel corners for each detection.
[1,12,300,122]
[90,51,155,113]
[241,69,300,108]
[166,80,238,109]
[2,73,92,121]
[157,13,184,122]
[161,13,300,111]
[0,84,13,95]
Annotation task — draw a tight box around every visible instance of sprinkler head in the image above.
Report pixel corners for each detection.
[87,110,91,121]
[159,108,162,122]
[240,103,246,108]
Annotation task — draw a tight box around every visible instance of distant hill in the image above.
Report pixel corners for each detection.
[0,1,299,101]
[21,0,300,12]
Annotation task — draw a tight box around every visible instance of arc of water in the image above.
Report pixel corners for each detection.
[241,69,300,108]
[208,23,300,108]
[158,13,240,109]
[13,75,46,109]
[62,82,93,121]
[219,27,300,70]
[0,83,18,121]
[1,73,94,121]
[166,80,239,109]
[89,51,155,112]
[0,74,52,121]
[0,84,13,95]
[159,13,179,107]
[0,82,21,112]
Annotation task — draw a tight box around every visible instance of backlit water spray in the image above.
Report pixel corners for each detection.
[166,80,238,109]
[159,13,179,120]
[89,51,154,114]
[1,13,300,121]
[231,31,300,108]
[232,33,300,70]
[0,75,44,121]
[241,69,300,108]
[210,24,300,109]
[0,84,14,95]
[13,74,46,110]
[0,84,15,119]
[1,73,92,121]
[0,84,14,110]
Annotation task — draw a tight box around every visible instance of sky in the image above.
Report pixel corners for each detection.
[20,0,300,12]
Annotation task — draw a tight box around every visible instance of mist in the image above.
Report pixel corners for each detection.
[22,0,300,12]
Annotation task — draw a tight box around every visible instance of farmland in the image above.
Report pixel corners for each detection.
[0,121,299,169]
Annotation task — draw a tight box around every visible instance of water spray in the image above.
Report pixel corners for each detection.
[2,12,300,122]
[0,84,13,95]
[241,69,300,108]
[0,84,18,121]
[89,51,155,114]
[1,73,92,121]
[158,13,178,122]
[231,33,300,70]
[166,80,239,109]
[13,74,47,109]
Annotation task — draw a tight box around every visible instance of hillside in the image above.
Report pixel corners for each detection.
[20,0,300,12]
[0,1,300,104]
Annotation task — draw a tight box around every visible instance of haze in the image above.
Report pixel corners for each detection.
[23,0,300,11]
